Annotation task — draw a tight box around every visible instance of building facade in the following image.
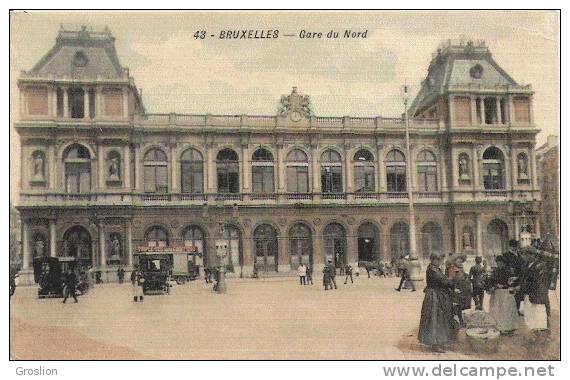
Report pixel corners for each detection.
[536,135,559,242]
[15,28,541,283]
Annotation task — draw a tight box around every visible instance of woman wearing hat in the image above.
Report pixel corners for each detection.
[418,253,457,353]
[487,255,520,334]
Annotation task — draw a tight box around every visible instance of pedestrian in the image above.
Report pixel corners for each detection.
[306,264,313,285]
[487,255,519,334]
[452,262,472,326]
[9,267,18,297]
[117,267,125,284]
[395,254,416,292]
[519,247,550,333]
[469,256,486,311]
[503,239,525,312]
[344,263,353,284]
[62,269,78,303]
[326,259,338,290]
[298,263,307,285]
[131,268,144,302]
[252,263,259,279]
[418,253,457,353]
[323,264,330,290]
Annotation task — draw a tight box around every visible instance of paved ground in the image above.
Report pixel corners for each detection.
[9,276,560,360]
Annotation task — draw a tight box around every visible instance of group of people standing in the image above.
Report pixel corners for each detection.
[297,263,314,285]
[418,237,557,353]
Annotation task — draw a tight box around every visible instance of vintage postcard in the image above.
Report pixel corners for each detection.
[8,10,560,365]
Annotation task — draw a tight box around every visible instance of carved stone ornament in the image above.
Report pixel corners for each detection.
[313,218,321,226]
[278,87,312,120]
[278,218,287,227]
[170,220,180,229]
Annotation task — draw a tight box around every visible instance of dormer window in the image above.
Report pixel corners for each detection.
[470,64,483,79]
[73,51,88,67]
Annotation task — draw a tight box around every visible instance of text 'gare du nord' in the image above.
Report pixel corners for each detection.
[15,26,541,284]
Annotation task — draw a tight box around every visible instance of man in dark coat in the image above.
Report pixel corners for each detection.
[344,264,354,284]
[326,260,338,289]
[62,269,78,303]
[520,247,552,329]
[418,253,457,353]
[469,256,486,310]
[395,254,416,292]
[503,239,525,311]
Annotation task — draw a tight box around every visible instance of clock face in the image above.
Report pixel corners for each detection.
[290,111,302,122]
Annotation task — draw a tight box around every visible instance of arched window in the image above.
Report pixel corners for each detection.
[286,149,309,193]
[458,153,471,183]
[183,226,205,267]
[353,149,375,193]
[417,150,438,192]
[64,144,91,193]
[482,147,504,190]
[357,222,381,262]
[386,149,406,192]
[517,152,530,184]
[32,233,48,258]
[289,223,312,269]
[485,219,508,257]
[180,148,204,193]
[420,222,443,259]
[390,222,409,259]
[216,224,242,272]
[216,148,239,193]
[251,148,275,193]
[145,226,169,247]
[31,150,46,184]
[321,149,343,193]
[144,148,168,193]
[107,151,121,182]
[323,223,347,267]
[62,226,92,265]
[253,224,278,272]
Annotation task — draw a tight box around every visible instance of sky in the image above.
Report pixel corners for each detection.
[9,10,560,202]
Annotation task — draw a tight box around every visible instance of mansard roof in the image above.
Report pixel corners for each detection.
[23,25,128,80]
[409,39,522,115]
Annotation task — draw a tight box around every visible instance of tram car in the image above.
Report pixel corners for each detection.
[32,256,87,298]
[172,251,201,284]
[135,251,173,295]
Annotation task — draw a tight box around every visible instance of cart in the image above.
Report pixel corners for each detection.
[134,251,173,295]
[33,256,88,298]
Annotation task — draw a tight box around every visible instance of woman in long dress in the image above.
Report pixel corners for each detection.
[418,253,457,353]
[487,255,520,334]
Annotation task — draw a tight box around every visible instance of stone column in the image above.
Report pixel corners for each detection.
[312,226,323,271]
[48,144,56,189]
[276,144,285,191]
[98,144,105,190]
[508,95,515,125]
[99,222,107,269]
[451,146,458,187]
[49,219,57,257]
[206,144,216,193]
[346,225,358,265]
[344,146,353,193]
[49,87,56,117]
[530,148,539,190]
[126,219,133,267]
[510,147,517,190]
[277,235,289,272]
[448,95,455,126]
[95,86,102,118]
[122,87,129,119]
[377,144,386,192]
[170,143,178,192]
[123,144,131,189]
[476,214,484,257]
[470,96,477,126]
[496,98,502,125]
[472,145,480,191]
[134,145,142,191]
[439,146,448,192]
[514,217,521,241]
[83,87,90,119]
[63,88,69,118]
[21,220,30,270]
[241,144,250,193]
[480,97,486,125]
[453,215,461,253]
[311,145,321,198]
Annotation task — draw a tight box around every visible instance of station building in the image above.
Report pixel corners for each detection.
[15,27,541,282]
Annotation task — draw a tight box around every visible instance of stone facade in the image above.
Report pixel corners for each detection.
[536,135,559,242]
[15,29,541,283]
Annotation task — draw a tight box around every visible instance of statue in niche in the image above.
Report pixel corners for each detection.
[458,155,470,180]
[32,152,45,181]
[518,155,528,179]
[34,238,45,257]
[108,156,120,180]
[109,235,122,263]
[462,230,473,250]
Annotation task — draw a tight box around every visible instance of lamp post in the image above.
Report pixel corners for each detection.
[402,84,417,259]
[215,222,227,293]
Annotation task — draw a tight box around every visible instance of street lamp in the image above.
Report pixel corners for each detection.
[401,84,417,259]
[215,222,228,293]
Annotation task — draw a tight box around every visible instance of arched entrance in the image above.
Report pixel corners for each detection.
[390,222,409,260]
[289,223,312,270]
[253,224,278,272]
[420,222,443,259]
[357,222,380,262]
[486,219,509,257]
[323,223,347,268]
[62,226,92,267]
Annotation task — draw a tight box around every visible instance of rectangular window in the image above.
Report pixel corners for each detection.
[321,166,342,193]
[387,167,406,192]
[483,164,503,190]
[252,166,274,193]
[287,166,308,193]
[217,163,239,193]
[89,89,96,119]
[56,89,64,117]
[65,163,91,193]
[354,166,375,192]
[181,163,204,193]
[69,88,85,118]
[144,165,168,193]
[418,167,438,192]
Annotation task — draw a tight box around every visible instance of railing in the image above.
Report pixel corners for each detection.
[353,192,378,200]
[387,192,408,199]
[215,193,243,201]
[484,190,508,197]
[250,193,277,201]
[286,193,313,201]
[322,192,347,200]
[179,193,206,201]
[417,192,441,199]
[141,193,171,201]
